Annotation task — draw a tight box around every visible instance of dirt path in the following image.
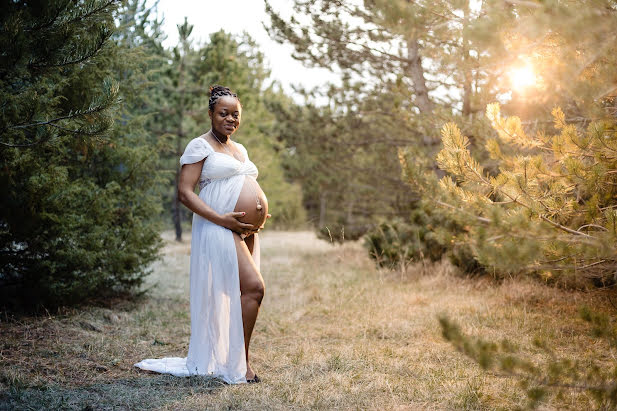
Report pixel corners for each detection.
[1,231,609,410]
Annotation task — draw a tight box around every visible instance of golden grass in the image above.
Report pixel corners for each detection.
[1,230,615,410]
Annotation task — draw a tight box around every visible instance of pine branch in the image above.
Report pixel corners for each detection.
[63,0,120,26]
[577,224,608,232]
[26,1,71,32]
[520,117,594,126]
[303,26,413,66]
[30,29,113,69]
[1,104,111,147]
[540,215,594,238]
[490,183,596,240]
[6,105,107,131]
[440,314,617,406]
[46,122,108,136]
[432,199,492,224]
[492,369,617,393]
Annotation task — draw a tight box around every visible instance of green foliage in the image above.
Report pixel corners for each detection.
[447,241,486,276]
[268,81,424,240]
[402,103,617,284]
[364,218,443,269]
[0,0,162,308]
[263,0,517,242]
[266,0,617,256]
[364,207,447,268]
[439,309,617,409]
[363,200,486,273]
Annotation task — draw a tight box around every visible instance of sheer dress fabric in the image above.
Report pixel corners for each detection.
[134,137,260,384]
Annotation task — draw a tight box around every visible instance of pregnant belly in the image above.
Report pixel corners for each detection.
[234,176,268,229]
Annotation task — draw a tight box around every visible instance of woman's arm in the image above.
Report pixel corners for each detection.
[177,161,255,234]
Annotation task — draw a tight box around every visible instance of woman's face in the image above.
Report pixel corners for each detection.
[209,96,242,137]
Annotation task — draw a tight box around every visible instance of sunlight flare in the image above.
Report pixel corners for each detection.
[508,63,538,91]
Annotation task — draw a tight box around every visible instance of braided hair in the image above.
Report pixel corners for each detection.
[208,85,240,112]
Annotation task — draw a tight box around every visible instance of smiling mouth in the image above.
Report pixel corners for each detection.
[224,124,235,130]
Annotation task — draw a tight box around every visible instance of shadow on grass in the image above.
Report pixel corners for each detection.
[0,374,227,410]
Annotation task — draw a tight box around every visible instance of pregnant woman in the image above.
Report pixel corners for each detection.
[135,85,268,384]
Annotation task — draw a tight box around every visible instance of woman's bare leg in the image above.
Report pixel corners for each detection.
[233,233,264,380]
[244,233,255,255]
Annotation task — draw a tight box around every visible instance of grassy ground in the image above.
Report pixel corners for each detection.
[1,230,615,410]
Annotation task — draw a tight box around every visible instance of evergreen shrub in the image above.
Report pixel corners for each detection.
[363,203,476,269]
[400,103,617,286]
[0,0,162,309]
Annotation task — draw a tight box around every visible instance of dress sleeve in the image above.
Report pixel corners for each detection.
[179,138,212,166]
[236,143,250,161]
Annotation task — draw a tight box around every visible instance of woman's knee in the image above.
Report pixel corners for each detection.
[244,279,265,305]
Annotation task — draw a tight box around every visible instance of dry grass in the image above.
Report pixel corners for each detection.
[1,230,615,410]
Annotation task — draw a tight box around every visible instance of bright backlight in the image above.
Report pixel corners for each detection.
[508,64,537,90]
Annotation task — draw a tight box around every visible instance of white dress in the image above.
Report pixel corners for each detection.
[134,137,260,384]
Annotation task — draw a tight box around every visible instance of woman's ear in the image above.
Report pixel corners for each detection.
[208,110,212,121]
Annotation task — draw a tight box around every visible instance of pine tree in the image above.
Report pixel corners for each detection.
[415,3,617,406]
[169,18,196,241]
[268,83,421,239]
[401,103,617,284]
[263,1,510,239]
[0,0,162,308]
[397,0,617,282]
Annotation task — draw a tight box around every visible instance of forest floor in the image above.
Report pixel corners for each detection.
[1,230,615,410]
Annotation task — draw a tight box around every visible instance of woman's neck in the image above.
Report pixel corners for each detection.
[210,129,229,143]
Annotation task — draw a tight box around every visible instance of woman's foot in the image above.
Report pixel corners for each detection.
[246,365,260,383]
[247,374,260,384]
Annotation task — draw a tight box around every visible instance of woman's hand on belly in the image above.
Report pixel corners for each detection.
[218,211,257,236]
[238,213,272,239]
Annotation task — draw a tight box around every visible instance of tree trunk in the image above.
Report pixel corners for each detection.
[462,60,472,117]
[462,1,472,118]
[406,37,439,147]
[319,191,327,228]
[173,50,186,242]
[173,166,183,242]
[406,37,432,115]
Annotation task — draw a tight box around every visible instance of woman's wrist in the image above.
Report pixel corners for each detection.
[211,212,226,228]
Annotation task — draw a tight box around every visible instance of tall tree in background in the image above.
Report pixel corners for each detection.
[265,0,506,124]
[0,0,162,308]
[169,18,195,241]
[268,82,422,238]
[265,0,617,242]
[264,0,503,238]
[399,0,617,281]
